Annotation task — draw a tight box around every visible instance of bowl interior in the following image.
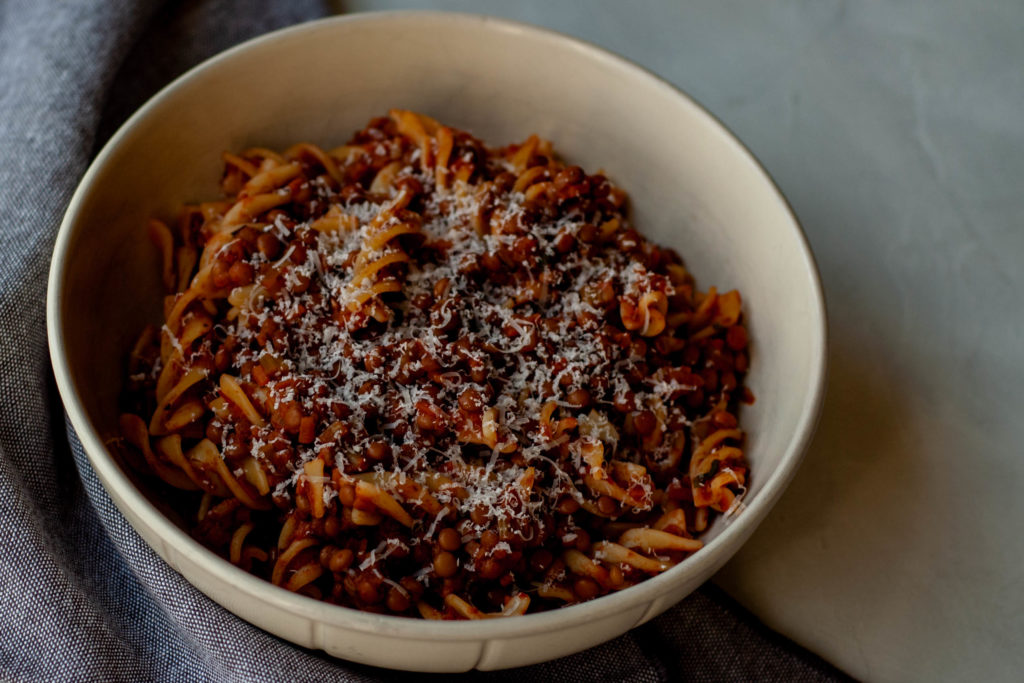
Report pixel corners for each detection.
[50,11,825,670]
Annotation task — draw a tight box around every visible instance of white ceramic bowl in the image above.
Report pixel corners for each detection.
[47,12,826,672]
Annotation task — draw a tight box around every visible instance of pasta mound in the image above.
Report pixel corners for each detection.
[120,111,752,618]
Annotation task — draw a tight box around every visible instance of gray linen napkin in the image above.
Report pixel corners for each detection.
[0,1,848,680]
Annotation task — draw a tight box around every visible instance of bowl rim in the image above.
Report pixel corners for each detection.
[46,10,828,641]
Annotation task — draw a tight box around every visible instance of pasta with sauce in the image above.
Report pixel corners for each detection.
[120,111,752,618]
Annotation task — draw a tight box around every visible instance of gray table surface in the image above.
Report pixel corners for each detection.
[338,1,1024,681]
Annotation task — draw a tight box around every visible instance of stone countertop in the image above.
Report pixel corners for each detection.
[350,1,1024,680]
